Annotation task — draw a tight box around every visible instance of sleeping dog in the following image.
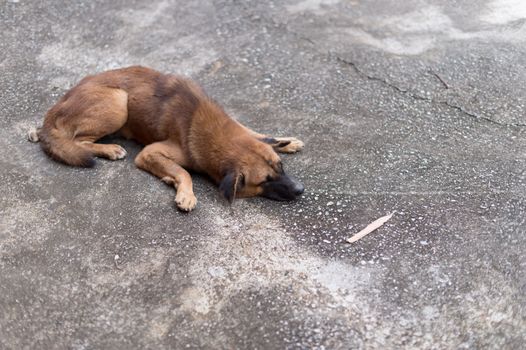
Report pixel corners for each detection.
[29,66,304,211]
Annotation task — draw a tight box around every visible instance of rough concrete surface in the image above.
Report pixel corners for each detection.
[1,0,525,349]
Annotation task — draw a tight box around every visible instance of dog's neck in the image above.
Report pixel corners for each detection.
[189,100,253,181]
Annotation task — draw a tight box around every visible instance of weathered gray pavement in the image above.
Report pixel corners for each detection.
[1,0,525,348]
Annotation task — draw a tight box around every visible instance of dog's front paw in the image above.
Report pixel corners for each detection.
[175,191,197,212]
[106,144,127,160]
[274,137,304,153]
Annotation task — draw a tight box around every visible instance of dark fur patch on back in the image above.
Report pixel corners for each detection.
[154,75,199,108]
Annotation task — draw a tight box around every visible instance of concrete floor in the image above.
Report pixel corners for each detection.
[1,0,525,348]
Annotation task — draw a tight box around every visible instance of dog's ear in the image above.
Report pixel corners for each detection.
[219,170,244,203]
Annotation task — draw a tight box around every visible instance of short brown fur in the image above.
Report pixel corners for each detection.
[32,66,304,211]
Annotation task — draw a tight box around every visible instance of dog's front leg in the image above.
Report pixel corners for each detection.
[135,141,197,212]
[235,122,304,153]
[260,136,305,153]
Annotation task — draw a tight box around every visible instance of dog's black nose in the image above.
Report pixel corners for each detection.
[293,183,305,196]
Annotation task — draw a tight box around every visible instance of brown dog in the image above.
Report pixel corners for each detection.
[28,66,304,211]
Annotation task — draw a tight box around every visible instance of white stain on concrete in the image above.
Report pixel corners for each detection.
[180,287,211,315]
[179,205,382,327]
[172,203,524,348]
[480,0,526,24]
[118,0,171,28]
[287,0,341,14]
[339,6,462,55]
[312,260,375,294]
[341,5,526,55]
[344,27,437,56]
[0,201,51,256]
[38,0,217,83]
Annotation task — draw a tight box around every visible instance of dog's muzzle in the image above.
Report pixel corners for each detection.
[261,173,304,201]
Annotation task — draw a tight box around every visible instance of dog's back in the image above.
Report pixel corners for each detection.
[32,66,207,167]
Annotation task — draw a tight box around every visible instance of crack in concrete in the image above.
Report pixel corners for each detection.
[255,15,526,129]
[334,54,526,129]
[334,54,426,99]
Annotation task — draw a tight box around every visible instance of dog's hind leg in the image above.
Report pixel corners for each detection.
[135,141,197,212]
[72,88,129,161]
[79,141,127,160]
[38,87,129,166]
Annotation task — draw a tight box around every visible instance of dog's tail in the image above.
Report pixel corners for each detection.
[28,125,95,167]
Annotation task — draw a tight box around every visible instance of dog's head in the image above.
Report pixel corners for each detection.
[219,138,304,203]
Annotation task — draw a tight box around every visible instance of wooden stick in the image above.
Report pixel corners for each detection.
[346,213,394,243]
